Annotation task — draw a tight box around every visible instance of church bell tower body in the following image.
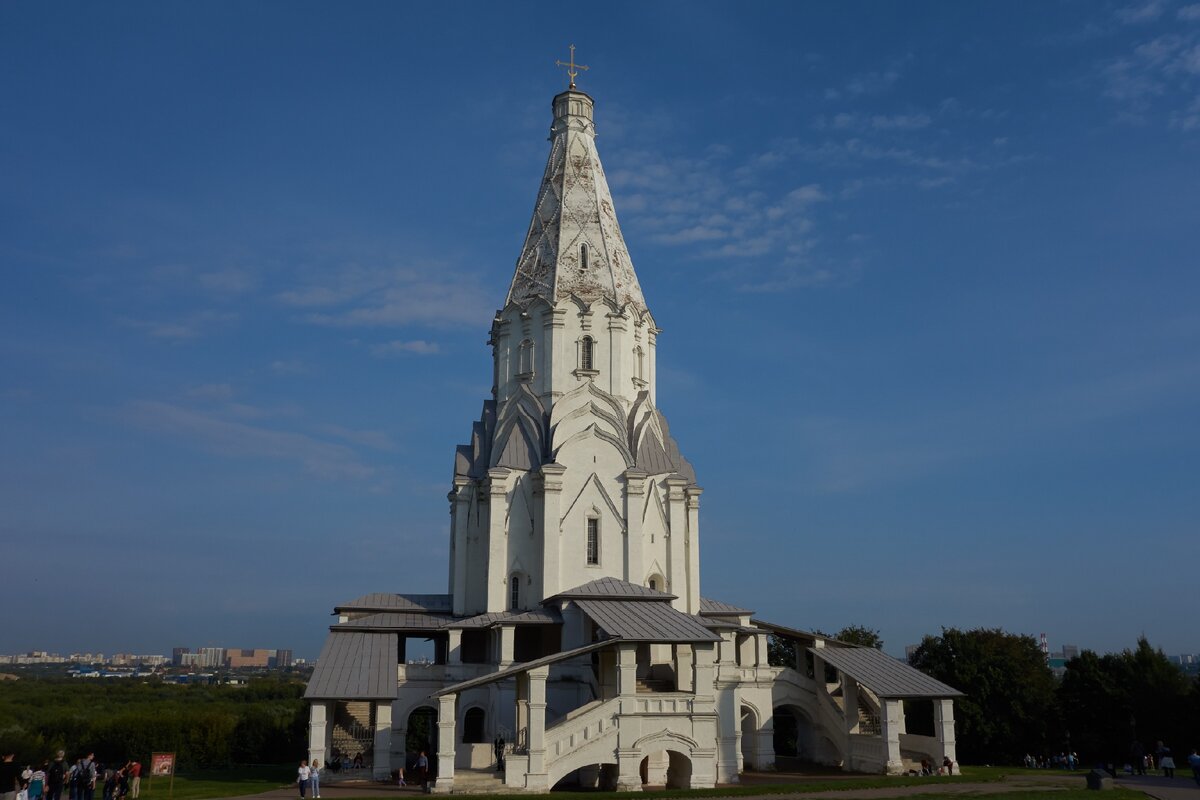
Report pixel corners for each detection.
[449,89,703,617]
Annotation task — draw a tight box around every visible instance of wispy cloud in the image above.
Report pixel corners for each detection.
[371,339,441,357]
[277,263,491,328]
[1115,0,1166,24]
[127,400,375,480]
[814,113,932,132]
[1097,24,1200,127]
[119,310,237,340]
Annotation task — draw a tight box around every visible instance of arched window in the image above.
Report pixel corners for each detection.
[518,338,534,376]
[581,242,590,271]
[463,707,486,743]
[648,577,657,591]
[580,336,594,371]
[509,574,521,610]
[586,518,599,565]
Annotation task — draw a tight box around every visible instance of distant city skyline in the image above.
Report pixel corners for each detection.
[2,2,1198,658]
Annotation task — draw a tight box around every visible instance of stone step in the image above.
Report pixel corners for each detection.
[450,768,521,795]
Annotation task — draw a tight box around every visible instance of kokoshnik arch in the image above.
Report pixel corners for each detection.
[303,74,964,793]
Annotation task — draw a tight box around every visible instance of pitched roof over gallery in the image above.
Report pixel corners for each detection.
[505,89,648,314]
[545,576,677,602]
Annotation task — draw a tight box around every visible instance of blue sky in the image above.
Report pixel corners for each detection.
[2,1,1198,660]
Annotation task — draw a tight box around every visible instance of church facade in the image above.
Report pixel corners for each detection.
[304,84,962,793]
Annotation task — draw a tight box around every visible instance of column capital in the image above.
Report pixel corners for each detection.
[623,469,648,495]
[486,467,512,496]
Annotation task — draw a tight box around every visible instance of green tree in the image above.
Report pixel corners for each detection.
[910,627,1058,764]
[834,625,883,649]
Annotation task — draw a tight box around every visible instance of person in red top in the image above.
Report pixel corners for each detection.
[124,764,140,800]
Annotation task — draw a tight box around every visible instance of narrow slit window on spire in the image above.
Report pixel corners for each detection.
[586,518,599,565]
[510,574,520,610]
[580,242,589,272]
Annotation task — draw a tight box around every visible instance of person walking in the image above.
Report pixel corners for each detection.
[1186,748,1200,786]
[1156,741,1175,779]
[308,761,320,799]
[28,765,45,800]
[76,757,95,800]
[296,761,309,799]
[45,754,66,800]
[124,763,138,800]
[1,753,19,800]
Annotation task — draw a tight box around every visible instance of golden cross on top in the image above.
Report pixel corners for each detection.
[555,44,589,89]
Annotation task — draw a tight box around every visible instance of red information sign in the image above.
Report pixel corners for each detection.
[150,753,176,777]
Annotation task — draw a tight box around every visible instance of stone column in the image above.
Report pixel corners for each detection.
[485,468,511,612]
[525,666,550,790]
[498,625,515,667]
[664,476,689,611]
[598,647,618,700]
[674,644,694,693]
[934,699,959,773]
[844,676,860,735]
[606,312,627,397]
[543,307,566,404]
[755,634,770,669]
[450,478,472,615]
[373,701,393,780]
[432,694,457,793]
[880,699,905,775]
[535,463,566,599]
[446,629,462,665]
[693,643,716,706]
[648,326,659,405]
[617,642,638,699]
[684,486,703,613]
[623,469,647,584]
[307,701,329,767]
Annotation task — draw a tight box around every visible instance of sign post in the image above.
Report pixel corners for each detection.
[150,753,176,800]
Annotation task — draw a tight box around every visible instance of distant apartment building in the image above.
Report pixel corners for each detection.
[173,646,294,669]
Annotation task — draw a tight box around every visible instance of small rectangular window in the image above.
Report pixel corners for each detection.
[510,576,520,610]
[586,518,599,565]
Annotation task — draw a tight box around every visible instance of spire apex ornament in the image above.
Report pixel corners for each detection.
[555,44,589,89]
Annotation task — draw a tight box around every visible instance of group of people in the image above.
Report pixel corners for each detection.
[1,752,140,800]
[1022,752,1079,770]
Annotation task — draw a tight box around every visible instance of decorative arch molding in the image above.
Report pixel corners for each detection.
[554,424,633,468]
[560,472,626,533]
[633,728,701,756]
[740,698,763,726]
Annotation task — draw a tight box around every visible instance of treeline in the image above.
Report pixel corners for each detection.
[0,677,307,768]
[910,629,1200,766]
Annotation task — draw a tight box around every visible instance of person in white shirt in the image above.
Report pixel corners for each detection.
[296,761,310,799]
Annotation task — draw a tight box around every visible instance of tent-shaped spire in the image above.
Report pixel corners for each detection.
[506,90,647,313]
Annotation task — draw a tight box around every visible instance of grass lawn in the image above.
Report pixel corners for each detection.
[136,765,294,800]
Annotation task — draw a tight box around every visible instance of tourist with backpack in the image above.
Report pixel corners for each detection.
[45,754,66,800]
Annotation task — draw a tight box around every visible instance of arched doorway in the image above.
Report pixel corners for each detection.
[463,707,486,743]
[639,750,692,789]
[773,705,838,767]
[740,704,758,771]
[406,706,437,769]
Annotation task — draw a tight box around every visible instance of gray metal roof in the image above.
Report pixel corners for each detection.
[332,611,451,632]
[446,607,561,630]
[546,576,677,602]
[699,597,754,616]
[334,592,453,614]
[809,646,964,699]
[751,618,842,644]
[305,631,397,700]
[433,640,613,698]
[575,599,721,643]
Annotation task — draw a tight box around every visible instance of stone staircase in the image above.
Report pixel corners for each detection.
[451,768,519,795]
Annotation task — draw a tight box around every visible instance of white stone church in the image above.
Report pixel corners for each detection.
[304,82,962,793]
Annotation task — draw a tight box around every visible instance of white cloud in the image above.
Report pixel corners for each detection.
[119,310,237,340]
[1180,3,1200,20]
[128,401,375,480]
[1099,29,1200,126]
[1115,0,1165,24]
[278,263,491,329]
[371,339,441,357]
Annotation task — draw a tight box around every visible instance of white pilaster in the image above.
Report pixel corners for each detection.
[935,699,958,773]
[664,476,689,612]
[684,486,702,613]
[307,701,329,767]
[624,469,647,584]
[485,468,511,612]
[525,666,549,790]
[880,698,905,775]
[373,701,392,780]
[432,694,457,793]
[536,463,566,599]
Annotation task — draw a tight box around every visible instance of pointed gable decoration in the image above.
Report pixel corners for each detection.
[506,90,648,313]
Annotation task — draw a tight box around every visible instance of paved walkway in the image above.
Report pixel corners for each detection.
[207,770,1200,800]
[1116,774,1200,800]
